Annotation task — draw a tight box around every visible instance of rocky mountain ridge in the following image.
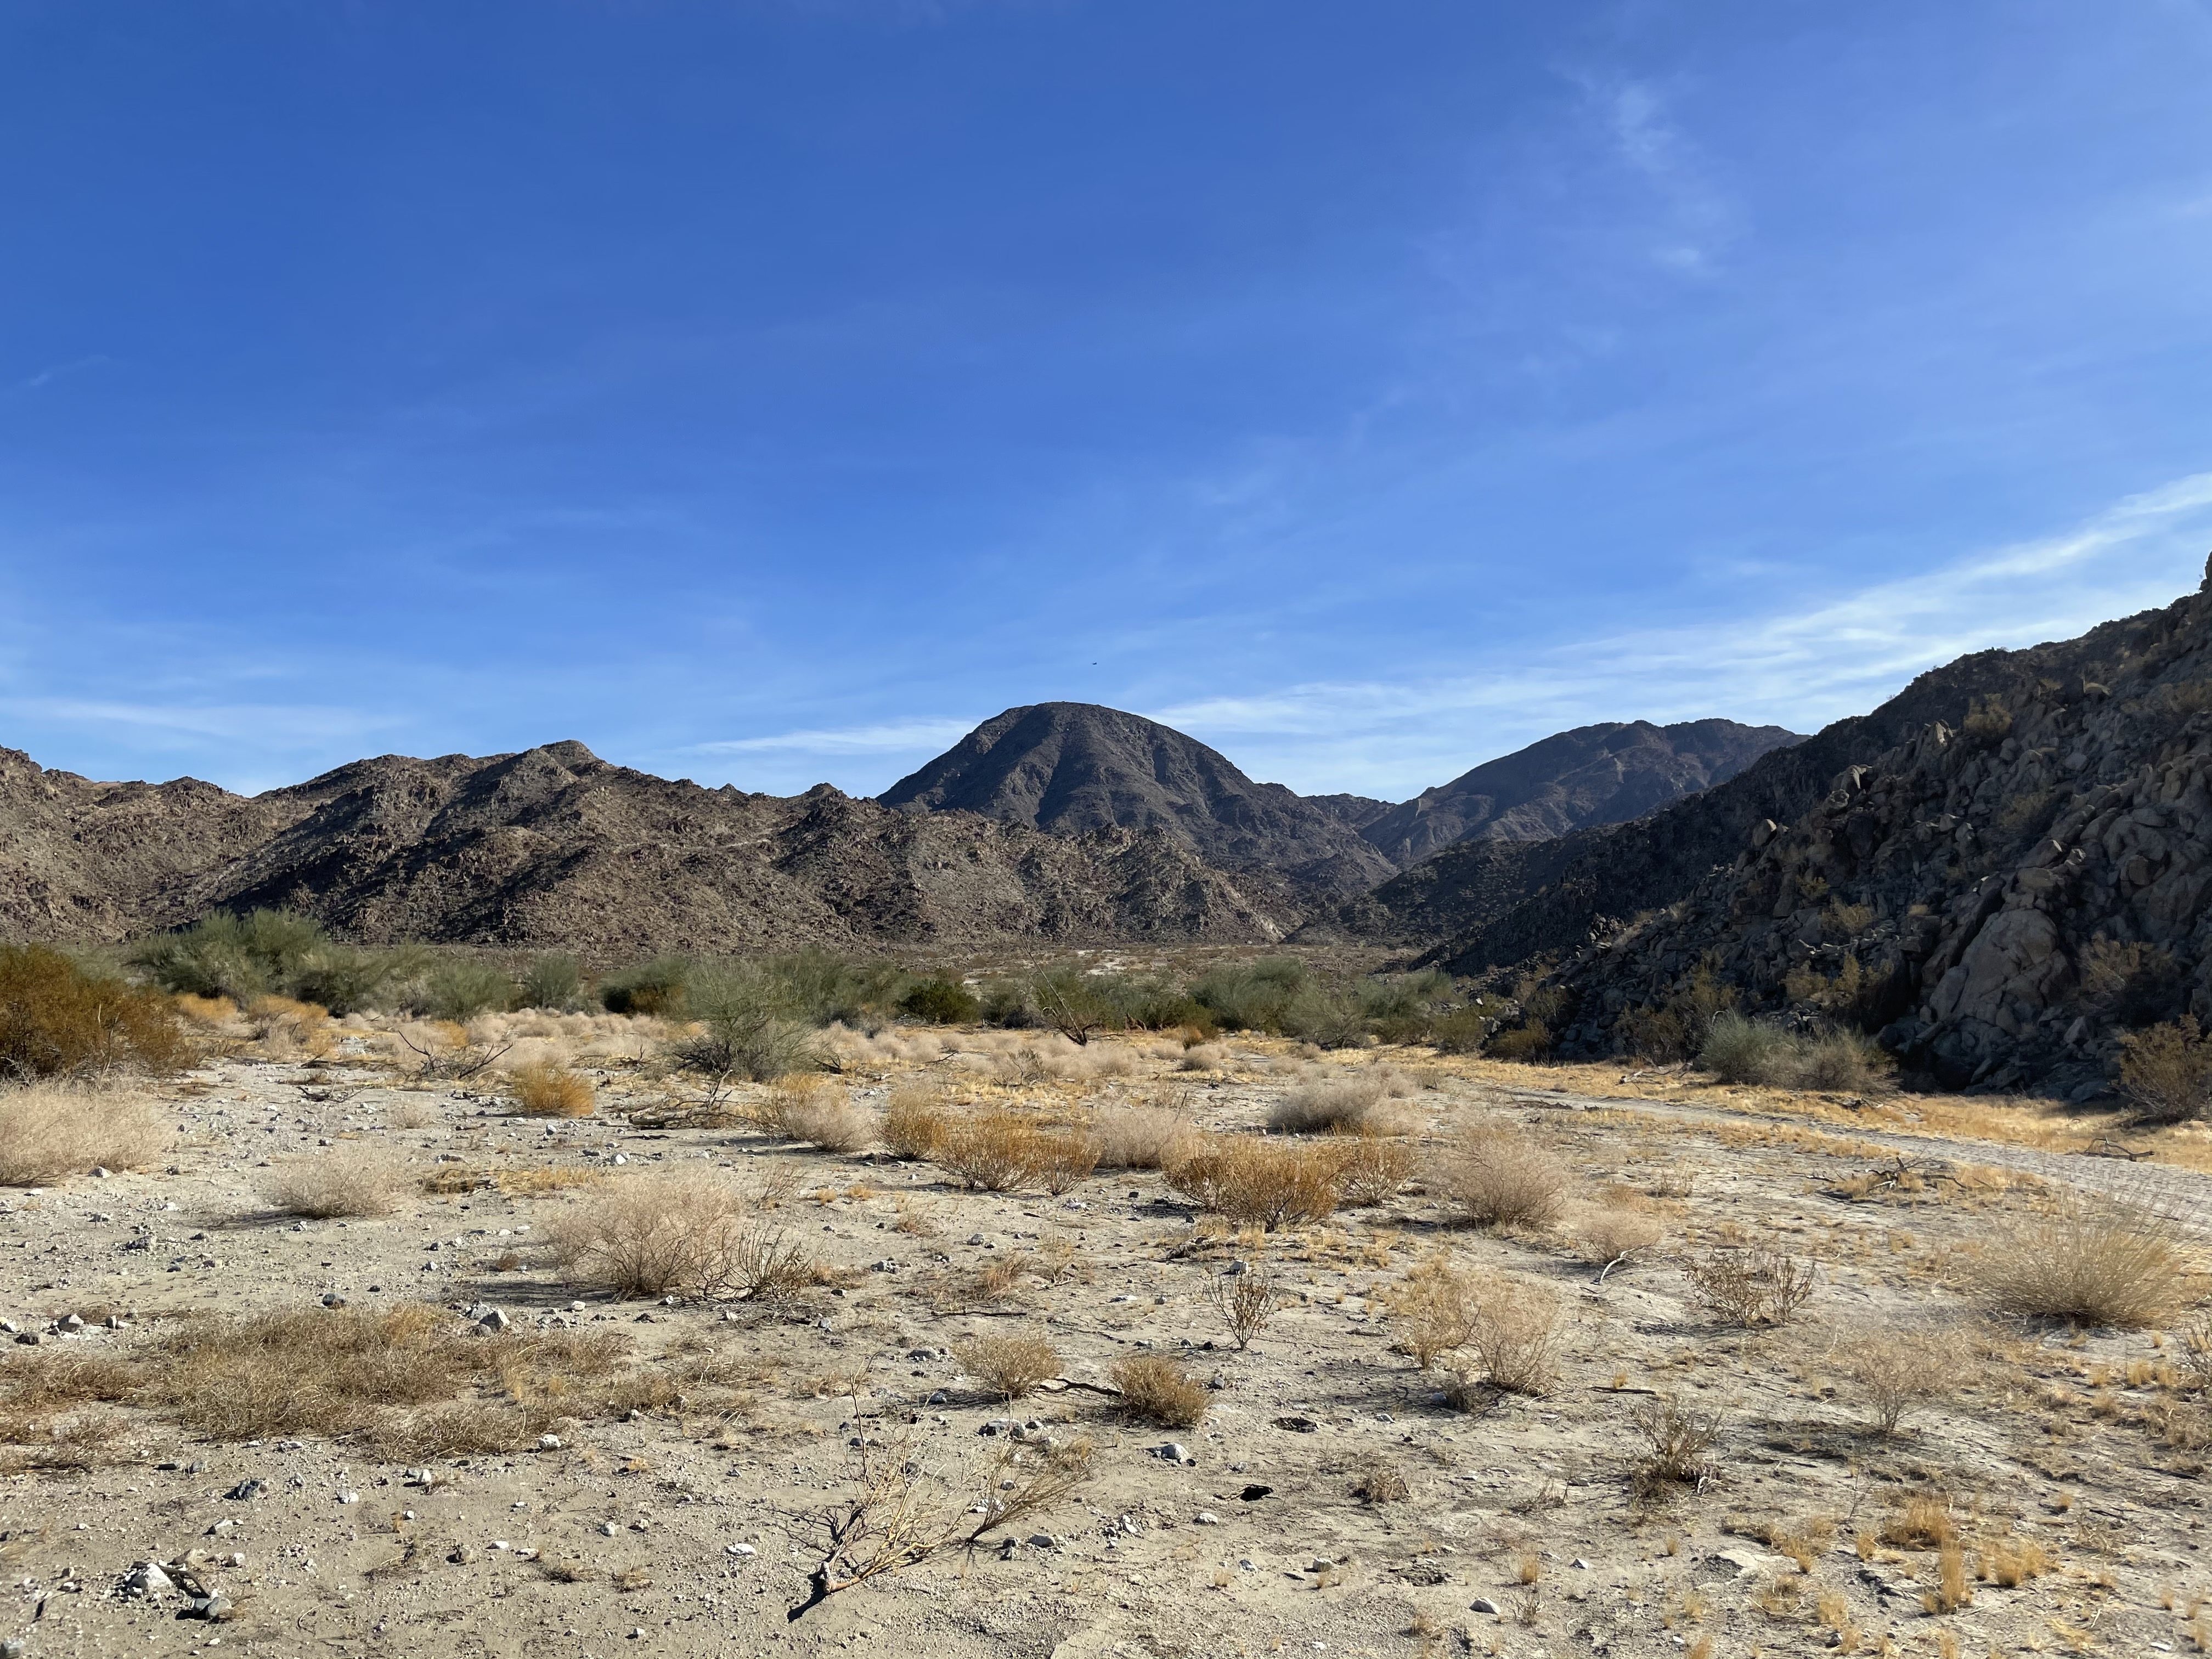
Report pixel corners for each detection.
[1475,573,2212,1093]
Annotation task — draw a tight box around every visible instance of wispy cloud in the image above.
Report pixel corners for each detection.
[693,718,980,755]
[9,355,112,393]
[1577,74,1741,274]
[0,696,397,751]
[1154,467,2212,795]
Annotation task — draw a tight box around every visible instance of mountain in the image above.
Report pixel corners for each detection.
[878,702,1401,894]
[1424,567,2212,1094]
[0,741,1286,953]
[1357,718,1803,866]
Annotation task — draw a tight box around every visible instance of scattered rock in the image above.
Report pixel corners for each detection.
[1471,1596,1502,1615]
[1194,1511,1221,1526]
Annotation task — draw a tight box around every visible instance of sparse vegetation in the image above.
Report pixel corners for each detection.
[2117,1017,2212,1122]
[509,1059,596,1118]
[1629,1395,1724,1497]
[546,1174,752,1298]
[1206,1270,1288,1350]
[1437,1119,1570,1228]
[267,1148,407,1218]
[1163,1134,1343,1229]
[954,1335,1061,1400]
[1680,1246,1816,1327]
[1699,1011,1889,1091]
[0,1085,163,1185]
[1971,1203,2187,1328]
[0,945,191,1081]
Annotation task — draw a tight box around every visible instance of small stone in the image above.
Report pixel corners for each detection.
[1471,1596,1501,1615]
[726,1542,757,1556]
[10,1332,35,1346]
[91,1166,111,1178]
[224,1478,267,1501]
[475,1307,510,1333]
[1027,1533,1056,1549]
[59,1313,84,1333]
[127,1562,174,1595]
[537,1434,563,1451]
[1571,1557,1593,1570]
[1239,1485,1272,1502]
[967,1233,989,1246]
[1153,1442,1194,1464]
[339,1491,361,1504]
[199,1594,237,1622]
[321,1294,348,1308]
[601,1521,621,1537]
[448,1545,476,1564]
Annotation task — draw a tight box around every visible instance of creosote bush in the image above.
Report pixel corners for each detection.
[1699,1011,1889,1092]
[1333,1132,1416,1207]
[1438,1120,1570,1229]
[0,1087,163,1186]
[932,1109,1051,1193]
[1090,1101,1193,1170]
[0,945,192,1081]
[955,1335,1061,1400]
[2116,1018,2212,1124]
[1971,1203,2187,1328]
[1110,1353,1210,1427]
[1629,1395,1724,1497]
[509,1060,595,1118]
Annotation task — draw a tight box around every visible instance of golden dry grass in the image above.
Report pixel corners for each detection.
[546,1173,750,1298]
[0,1086,163,1186]
[1109,1353,1210,1427]
[1163,1134,1342,1229]
[1437,1119,1570,1229]
[954,1335,1061,1400]
[266,1147,407,1218]
[508,1059,595,1118]
[1971,1203,2191,1328]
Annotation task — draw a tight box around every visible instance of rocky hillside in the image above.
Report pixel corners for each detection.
[878,702,1400,894]
[1465,571,2212,1094]
[0,742,1285,953]
[1358,718,1801,865]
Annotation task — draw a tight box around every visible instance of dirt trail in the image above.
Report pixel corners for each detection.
[1480,1079,2212,1231]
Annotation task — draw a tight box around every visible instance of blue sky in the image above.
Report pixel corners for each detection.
[3,1,2211,800]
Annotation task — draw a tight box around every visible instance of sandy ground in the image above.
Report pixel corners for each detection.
[7,1030,2212,1659]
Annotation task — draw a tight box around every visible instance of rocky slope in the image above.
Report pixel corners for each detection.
[1468,571,2212,1093]
[0,742,1285,953]
[878,702,1400,894]
[1358,718,1801,865]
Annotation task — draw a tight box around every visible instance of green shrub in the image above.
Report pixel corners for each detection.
[1190,958,1308,1032]
[1278,985,1368,1049]
[1487,1020,1553,1062]
[675,962,820,1081]
[1030,965,1119,1045]
[2116,1018,2212,1124]
[1096,974,1203,1031]
[601,956,691,1017]
[0,945,191,1080]
[132,909,400,1015]
[413,960,516,1023]
[900,975,980,1024]
[517,954,585,1013]
[1698,1011,1891,1091]
[979,979,1037,1028]
[1428,1001,1502,1055]
[1699,1011,1790,1083]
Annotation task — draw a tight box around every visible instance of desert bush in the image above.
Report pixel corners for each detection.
[267,1148,407,1218]
[1388,1257,1480,1369]
[411,959,515,1023]
[2081,938,2182,1026]
[900,976,980,1025]
[599,956,691,1016]
[0,945,191,1081]
[1163,1135,1342,1230]
[1697,1009,1786,1082]
[0,1087,163,1186]
[694,1225,816,1303]
[1091,1102,1192,1170]
[1029,966,1117,1045]
[675,962,821,1082]
[932,1109,1048,1192]
[1970,1203,2187,1328]
[1463,1278,1561,1396]
[882,1086,950,1160]
[1333,1132,1415,1207]
[134,909,404,1015]
[154,1304,479,1440]
[1437,1120,1570,1229]
[1032,1130,1101,1195]
[546,1175,749,1299]
[1109,1353,1210,1427]
[1629,1395,1724,1496]
[955,1335,1061,1401]
[1269,1074,1384,1134]
[517,953,585,1012]
[1790,1024,1889,1090]
[2117,1018,2212,1123]
[1277,984,1369,1049]
[757,1078,874,1152]
[1681,1246,1816,1327]
[1577,1206,1663,1272]
[1189,958,1309,1032]
[509,1060,595,1118]
[1699,1011,1889,1091]
[1428,1000,1502,1055]
[1486,1019,1553,1062]
[1351,1455,1410,1504]
[1848,1331,1952,1436]
[1206,1271,1288,1350]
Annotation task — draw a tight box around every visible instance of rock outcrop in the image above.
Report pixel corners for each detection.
[1463,577,2212,1093]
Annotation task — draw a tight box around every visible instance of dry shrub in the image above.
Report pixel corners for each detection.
[2116,1018,2212,1123]
[245,995,336,1060]
[1849,1330,1953,1436]
[1091,1103,1193,1170]
[954,1335,1061,1400]
[1629,1395,1724,1496]
[1577,1204,1663,1271]
[0,1087,163,1186]
[694,1225,816,1303]
[1333,1133,1415,1207]
[370,1401,537,1461]
[1110,1353,1210,1427]
[1206,1271,1289,1350]
[509,1060,595,1118]
[1177,1042,1227,1071]
[1163,1135,1342,1230]
[760,1080,874,1154]
[1971,1203,2187,1328]
[0,944,194,1080]
[1681,1246,1816,1327]
[1269,1074,1385,1134]
[546,1174,748,1298]
[1979,1536,2053,1587]
[1438,1120,1570,1229]
[1387,1257,1479,1369]
[155,1304,479,1440]
[882,1086,950,1161]
[1033,1131,1100,1194]
[933,1109,1049,1192]
[267,1148,407,1218]
[1351,1455,1409,1504]
[1462,1278,1561,1396]
[1880,1492,1956,1549]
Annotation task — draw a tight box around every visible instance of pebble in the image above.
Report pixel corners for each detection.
[339,1491,360,1505]
[1194,1511,1222,1526]
[127,1562,174,1596]
[726,1542,756,1557]
[1152,1443,1194,1465]
[601,1521,622,1537]
[537,1434,563,1451]
[1471,1598,1502,1615]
